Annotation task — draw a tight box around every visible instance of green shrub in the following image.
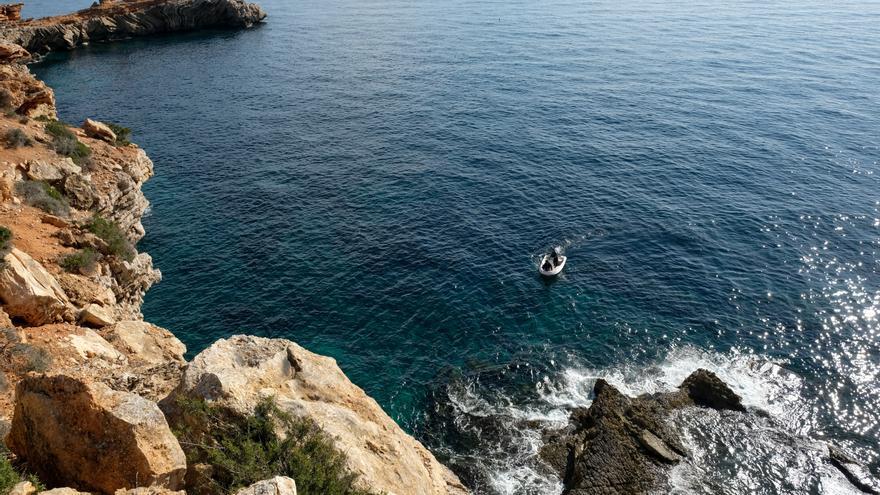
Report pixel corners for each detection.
[4,128,32,148]
[0,88,13,110]
[174,398,373,495]
[45,121,92,166]
[107,122,132,146]
[60,248,98,273]
[87,216,134,261]
[0,446,44,493]
[14,180,69,217]
[0,226,10,251]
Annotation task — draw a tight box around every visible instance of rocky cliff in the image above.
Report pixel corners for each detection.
[0,8,469,494]
[0,0,266,55]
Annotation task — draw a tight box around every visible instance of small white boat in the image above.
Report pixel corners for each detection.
[539,247,566,276]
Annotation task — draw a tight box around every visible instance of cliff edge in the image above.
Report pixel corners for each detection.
[0,6,468,494]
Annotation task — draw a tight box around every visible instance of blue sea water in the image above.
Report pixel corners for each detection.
[30,0,880,492]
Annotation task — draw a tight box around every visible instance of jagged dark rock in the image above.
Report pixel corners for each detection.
[829,446,880,494]
[679,368,746,412]
[0,0,267,55]
[540,370,748,495]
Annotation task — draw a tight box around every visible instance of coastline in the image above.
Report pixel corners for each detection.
[0,2,878,495]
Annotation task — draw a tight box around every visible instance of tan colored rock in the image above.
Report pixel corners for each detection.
[68,328,125,362]
[38,489,90,495]
[0,42,30,64]
[9,481,38,495]
[80,303,116,327]
[0,307,13,327]
[102,320,185,364]
[7,374,186,494]
[0,247,70,325]
[83,119,117,143]
[168,336,468,495]
[26,159,80,183]
[115,488,185,495]
[0,64,56,119]
[234,477,297,495]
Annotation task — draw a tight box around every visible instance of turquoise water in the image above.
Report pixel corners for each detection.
[32,0,880,492]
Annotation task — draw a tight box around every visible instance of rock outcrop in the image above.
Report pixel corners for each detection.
[0,247,71,325]
[540,369,745,495]
[83,118,117,143]
[0,61,55,118]
[1,0,267,55]
[234,477,297,495]
[6,374,187,494]
[164,335,468,495]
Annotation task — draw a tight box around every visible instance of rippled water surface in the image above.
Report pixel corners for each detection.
[31,0,880,492]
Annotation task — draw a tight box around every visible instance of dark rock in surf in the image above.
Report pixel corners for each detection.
[678,368,746,412]
[828,446,880,494]
[540,370,746,495]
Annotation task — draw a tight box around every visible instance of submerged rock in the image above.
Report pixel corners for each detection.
[6,374,186,494]
[828,446,880,494]
[678,368,745,412]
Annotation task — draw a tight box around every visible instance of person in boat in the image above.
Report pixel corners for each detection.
[551,247,562,266]
[542,258,554,271]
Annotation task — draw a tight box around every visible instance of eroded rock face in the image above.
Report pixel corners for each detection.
[0,63,56,118]
[0,247,71,325]
[2,0,267,55]
[83,118,117,143]
[234,477,297,495]
[164,335,468,495]
[6,374,186,494]
[102,320,186,364]
[541,370,746,495]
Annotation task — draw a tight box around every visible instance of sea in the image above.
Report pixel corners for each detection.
[27,0,880,493]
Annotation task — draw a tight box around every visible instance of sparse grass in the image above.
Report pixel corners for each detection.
[4,128,33,148]
[107,122,132,146]
[87,216,134,261]
[0,226,10,251]
[45,120,92,166]
[60,248,99,274]
[173,397,373,495]
[14,180,69,217]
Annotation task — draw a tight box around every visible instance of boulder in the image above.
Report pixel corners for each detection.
[26,159,80,183]
[165,335,468,495]
[0,64,56,119]
[9,481,37,495]
[62,173,96,209]
[67,328,125,362]
[679,368,746,412]
[38,490,90,495]
[0,247,71,325]
[83,118,117,143]
[80,303,116,327]
[102,320,186,364]
[234,477,297,495]
[6,374,187,494]
[0,42,30,64]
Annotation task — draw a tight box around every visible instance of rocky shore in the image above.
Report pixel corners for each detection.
[0,2,878,495]
[0,0,266,55]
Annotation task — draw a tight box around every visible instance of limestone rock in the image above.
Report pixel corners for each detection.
[7,374,186,494]
[0,41,30,64]
[80,303,116,327]
[0,247,71,325]
[0,64,56,119]
[83,118,117,143]
[165,335,468,495]
[9,481,37,495]
[38,490,90,495]
[234,477,297,495]
[67,328,125,362]
[62,173,96,210]
[679,368,746,412]
[26,159,80,183]
[102,320,186,364]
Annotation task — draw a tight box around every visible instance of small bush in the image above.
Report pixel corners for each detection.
[174,397,373,495]
[4,128,33,148]
[60,248,99,273]
[87,216,134,261]
[14,180,69,217]
[0,88,13,110]
[107,122,132,146]
[0,226,10,251]
[45,121,92,166]
[0,446,44,493]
